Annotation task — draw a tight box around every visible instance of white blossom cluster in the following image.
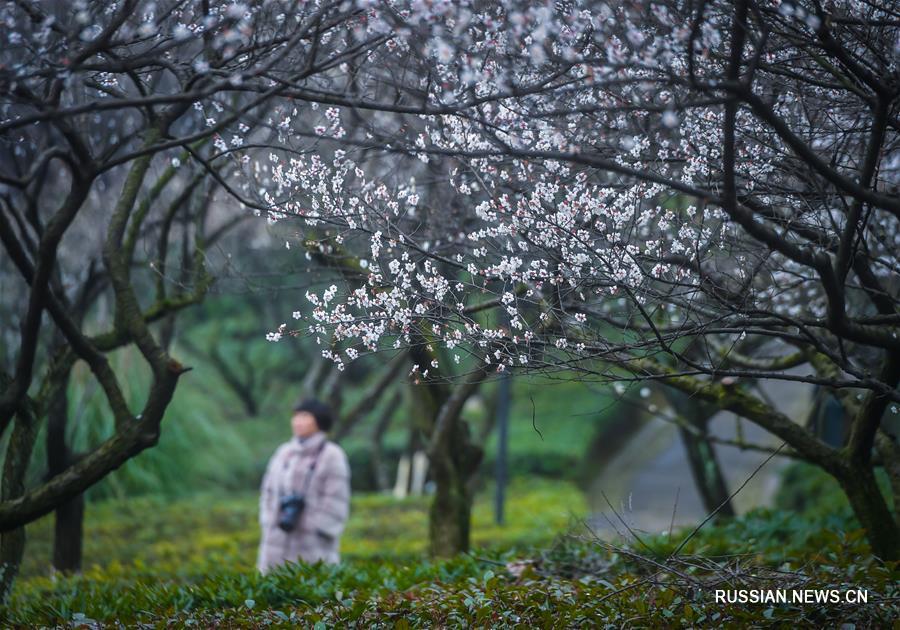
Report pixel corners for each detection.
[12,0,878,378]
[244,0,899,378]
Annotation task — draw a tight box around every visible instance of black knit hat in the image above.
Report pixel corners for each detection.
[293,398,334,432]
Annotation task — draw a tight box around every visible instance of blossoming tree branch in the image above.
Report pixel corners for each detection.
[1,0,897,587]
[246,0,899,559]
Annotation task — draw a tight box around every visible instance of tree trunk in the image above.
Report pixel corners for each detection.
[52,496,84,574]
[429,418,482,557]
[1,405,39,602]
[0,526,24,604]
[323,363,344,416]
[407,356,484,557]
[837,460,899,561]
[665,388,735,518]
[678,417,736,519]
[46,375,84,573]
[429,458,472,556]
[370,391,400,492]
[875,430,900,527]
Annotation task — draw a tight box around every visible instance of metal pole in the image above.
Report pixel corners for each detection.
[494,370,511,524]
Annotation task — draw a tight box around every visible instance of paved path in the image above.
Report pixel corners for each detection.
[586,379,813,538]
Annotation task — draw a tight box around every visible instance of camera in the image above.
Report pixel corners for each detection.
[277,494,306,532]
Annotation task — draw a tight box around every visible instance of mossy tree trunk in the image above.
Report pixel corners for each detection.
[836,460,899,561]
[0,401,39,602]
[429,417,483,557]
[411,347,486,557]
[839,354,900,561]
[875,431,900,527]
[666,390,735,519]
[678,419,736,519]
[46,376,84,573]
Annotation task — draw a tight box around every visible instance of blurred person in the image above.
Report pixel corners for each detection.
[257,399,351,573]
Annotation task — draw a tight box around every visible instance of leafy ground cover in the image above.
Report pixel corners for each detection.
[6,520,895,627]
[6,475,897,627]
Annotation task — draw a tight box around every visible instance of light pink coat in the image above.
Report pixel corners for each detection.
[257,432,351,573]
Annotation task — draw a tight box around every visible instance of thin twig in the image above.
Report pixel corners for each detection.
[667,486,680,541]
[669,442,786,558]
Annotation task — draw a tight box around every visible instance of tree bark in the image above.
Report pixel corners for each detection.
[836,460,899,561]
[875,430,900,527]
[429,417,482,557]
[46,371,85,573]
[1,404,39,602]
[52,496,84,574]
[839,354,900,560]
[678,419,736,519]
[0,358,183,532]
[665,388,735,518]
[413,360,486,557]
